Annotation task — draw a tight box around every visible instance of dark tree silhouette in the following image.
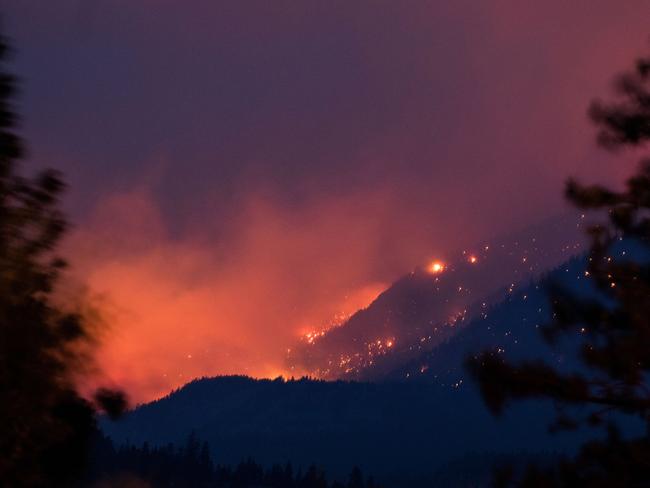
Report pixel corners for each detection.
[86,434,381,488]
[346,467,364,488]
[467,51,650,486]
[0,31,125,487]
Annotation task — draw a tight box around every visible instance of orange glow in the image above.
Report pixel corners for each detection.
[64,189,395,403]
[298,282,385,346]
[303,330,326,345]
[469,255,478,264]
[428,261,445,274]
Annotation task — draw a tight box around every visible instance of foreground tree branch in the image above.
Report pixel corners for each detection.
[467,50,650,487]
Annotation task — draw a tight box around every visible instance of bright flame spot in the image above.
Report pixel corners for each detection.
[469,255,477,264]
[428,261,445,274]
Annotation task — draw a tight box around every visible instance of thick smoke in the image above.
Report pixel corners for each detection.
[4,0,649,401]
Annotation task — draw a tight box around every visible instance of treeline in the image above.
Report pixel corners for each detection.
[84,433,381,488]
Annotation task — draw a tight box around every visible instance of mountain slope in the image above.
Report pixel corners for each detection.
[383,235,650,385]
[102,376,579,484]
[287,212,586,380]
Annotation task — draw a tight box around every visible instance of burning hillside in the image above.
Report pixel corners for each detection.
[285,212,587,380]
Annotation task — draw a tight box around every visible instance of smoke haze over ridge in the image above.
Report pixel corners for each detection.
[3,0,648,401]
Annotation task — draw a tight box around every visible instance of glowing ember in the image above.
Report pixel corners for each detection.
[428,261,445,274]
[469,255,478,264]
[303,330,326,345]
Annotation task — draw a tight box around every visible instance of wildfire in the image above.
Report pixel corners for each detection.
[468,255,478,264]
[297,283,386,348]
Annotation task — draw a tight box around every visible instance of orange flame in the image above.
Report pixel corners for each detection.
[428,261,445,274]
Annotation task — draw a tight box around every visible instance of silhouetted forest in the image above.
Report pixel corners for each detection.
[85,433,381,488]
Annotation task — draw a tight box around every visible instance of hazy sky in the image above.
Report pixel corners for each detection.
[4,1,648,401]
